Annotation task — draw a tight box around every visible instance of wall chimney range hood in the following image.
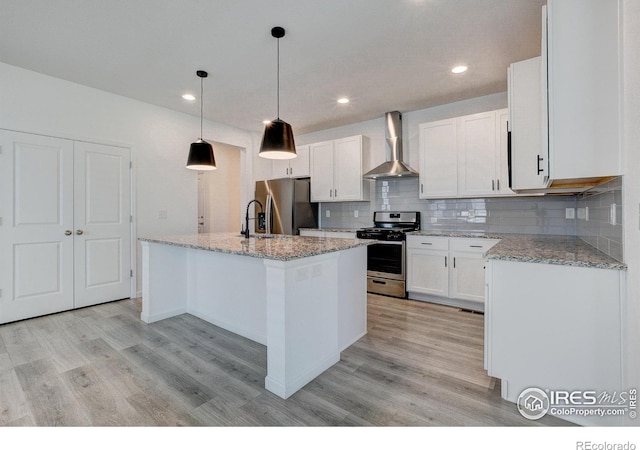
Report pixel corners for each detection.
[363,111,419,179]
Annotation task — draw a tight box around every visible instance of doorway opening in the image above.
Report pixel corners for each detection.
[197,141,242,233]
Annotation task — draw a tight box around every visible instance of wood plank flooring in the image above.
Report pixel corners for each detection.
[0,294,570,426]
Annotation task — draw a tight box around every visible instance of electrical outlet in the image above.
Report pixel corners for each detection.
[610,204,617,225]
[354,210,359,218]
[158,210,168,219]
[577,207,588,221]
[325,209,330,218]
[565,208,575,219]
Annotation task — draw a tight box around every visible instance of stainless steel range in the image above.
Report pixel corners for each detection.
[356,211,420,298]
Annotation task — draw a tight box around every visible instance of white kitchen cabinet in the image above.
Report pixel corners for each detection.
[419,109,513,199]
[508,56,549,190]
[407,235,498,310]
[419,119,458,199]
[485,259,625,426]
[310,135,370,202]
[299,229,325,238]
[272,145,310,178]
[545,0,621,181]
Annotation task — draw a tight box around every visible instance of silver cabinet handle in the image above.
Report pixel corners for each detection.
[421,242,433,245]
[329,189,332,198]
[421,184,424,194]
[497,179,500,191]
[444,256,447,268]
[65,230,72,236]
[492,180,495,191]
[76,229,84,235]
[334,189,337,198]
[290,168,293,175]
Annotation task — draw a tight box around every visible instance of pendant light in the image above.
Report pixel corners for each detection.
[186,70,216,170]
[259,26,297,160]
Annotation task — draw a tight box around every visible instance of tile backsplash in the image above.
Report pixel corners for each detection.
[319,178,578,236]
[576,176,623,262]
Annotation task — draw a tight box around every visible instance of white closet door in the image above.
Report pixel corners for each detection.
[73,141,131,308]
[0,130,75,323]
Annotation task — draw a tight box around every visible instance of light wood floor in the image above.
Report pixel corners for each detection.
[0,294,569,426]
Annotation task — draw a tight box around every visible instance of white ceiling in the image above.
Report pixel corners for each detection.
[0,0,545,134]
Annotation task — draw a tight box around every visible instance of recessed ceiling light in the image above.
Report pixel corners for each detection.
[337,97,350,104]
[182,93,196,101]
[451,65,468,74]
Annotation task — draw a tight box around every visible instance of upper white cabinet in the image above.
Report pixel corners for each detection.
[546,0,620,180]
[272,145,310,179]
[418,119,458,198]
[310,135,370,202]
[419,109,513,199]
[508,1,620,191]
[508,56,549,190]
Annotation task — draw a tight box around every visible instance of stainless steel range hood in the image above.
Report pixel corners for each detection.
[363,111,419,179]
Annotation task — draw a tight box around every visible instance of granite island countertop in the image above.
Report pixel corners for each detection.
[139,232,370,262]
[408,231,625,270]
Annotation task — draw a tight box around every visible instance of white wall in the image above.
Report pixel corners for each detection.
[622,0,640,417]
[0,62,260,294]
[296,92,507,174]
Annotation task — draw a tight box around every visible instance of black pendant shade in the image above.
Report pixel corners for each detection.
[259,26,297,160]
[259,119,296,160]
[186,139,216,170]
[186,70,216,170]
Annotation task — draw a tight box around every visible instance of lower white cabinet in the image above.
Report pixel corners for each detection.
[485,259,625,426]
[406,235,499,310]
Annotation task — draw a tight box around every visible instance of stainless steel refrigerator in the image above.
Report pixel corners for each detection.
[254,178,318,235]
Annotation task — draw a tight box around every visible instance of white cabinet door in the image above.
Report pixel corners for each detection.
[450,252,486,303]
[73,141,131,308]
[310,140,334,202]
[333,136,362,201]
[406,249,449,297]
[289,145,310,178]
[0,130,75,323]
[457,111,497,197]
[273,145,310,178]
[419,119,458,199]
[272,159,290,178]
[508,57,549,190]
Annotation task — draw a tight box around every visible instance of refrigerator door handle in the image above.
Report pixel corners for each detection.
[266,193,273,234]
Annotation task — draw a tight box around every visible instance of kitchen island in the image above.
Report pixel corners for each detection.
[139,233,369,399]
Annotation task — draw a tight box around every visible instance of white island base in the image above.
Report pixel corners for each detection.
[140,239,367,399]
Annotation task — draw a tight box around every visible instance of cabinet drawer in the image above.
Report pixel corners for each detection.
[325,231,356,239]
[406,236,449,251]
[450,238,499,253]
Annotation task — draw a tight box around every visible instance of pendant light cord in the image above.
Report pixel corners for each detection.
[276,36,280,120]
[200,75,204,139]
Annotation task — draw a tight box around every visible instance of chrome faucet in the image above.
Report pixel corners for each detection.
[241,199,264,238]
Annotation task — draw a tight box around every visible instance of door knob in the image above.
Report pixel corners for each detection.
[65,230,72,236]
[76,229,84,235]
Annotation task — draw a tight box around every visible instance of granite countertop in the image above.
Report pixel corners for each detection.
[139,232,370,262]
[408,230,625,270]
[486,234,626,270]
[300,227,361,233]
[408,230,502,239]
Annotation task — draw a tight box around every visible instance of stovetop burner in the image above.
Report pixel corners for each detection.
[356,211,421,241]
